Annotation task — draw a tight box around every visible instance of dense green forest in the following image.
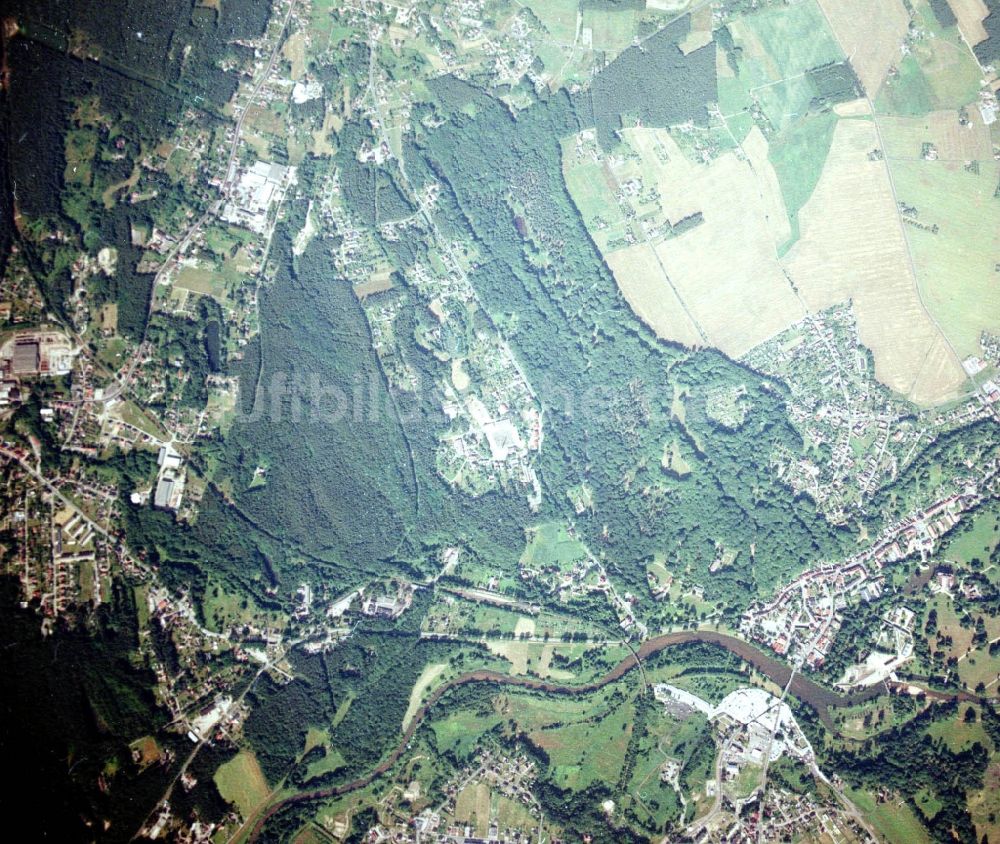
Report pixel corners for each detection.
[0,577,184,841]
[408,36,852,605]
[4,0,269,335]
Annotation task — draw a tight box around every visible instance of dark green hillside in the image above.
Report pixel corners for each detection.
[412,66,850,605]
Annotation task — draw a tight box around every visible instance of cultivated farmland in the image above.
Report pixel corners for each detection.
[784,118,967,404]
[892,159,1000,359]
[816,0,910,96]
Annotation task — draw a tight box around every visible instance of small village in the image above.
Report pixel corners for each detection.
[653,683,867,844]
[741,455,999,681]
[361,750,544,844]
[742,303,1000,524]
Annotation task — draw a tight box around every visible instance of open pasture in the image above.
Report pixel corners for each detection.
[214,751,270,818]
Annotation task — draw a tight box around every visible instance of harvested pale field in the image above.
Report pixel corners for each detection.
[605,243,704,348]
[639,131,804,357]
[353,270,394,298]
[816,0,909,97]
[451,358,471,391]
[486,640,530,674]
[514,616,536,637]
[282,31,307,79]
[948,0,990,46]
[834,98,872,117]
[215,751,270,818]
[403,662,448,730]
[891,159,1000,359]
[680,28,713,55]
[597,128,804,355]
[645,0,691,10]
[879,109,994,162]
[783,118,966,404]
[311,108,339,155]
[454,782,491,837]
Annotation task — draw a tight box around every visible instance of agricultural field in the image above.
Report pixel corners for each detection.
[783,117,968,405]
[948,0,993,48]
[565,126,805,357]
[890,159,1000,361]
[724,0,845,131]
[816,0,910,97]
[565,0,991,405]
[214,751,270,819]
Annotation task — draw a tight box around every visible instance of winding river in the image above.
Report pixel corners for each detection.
[247,628,970,840]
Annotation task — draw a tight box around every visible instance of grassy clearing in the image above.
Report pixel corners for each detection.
[926,709,993,753]
[64,129,96,186]
[943,509,1000,567]
[202,580,284,633]
[215,751,270,818]
[768,110,838,253]
[432,709,503,759]
[970,760,1000,843]
[496,794,536,830]
[524,0,579,45]
[581,7,636,53]
[174,261,231,301]
[848,786,932,844]
[521,522,588,570]
[403,662,448,730]
[304,746,346,781]
[533,697,633,791]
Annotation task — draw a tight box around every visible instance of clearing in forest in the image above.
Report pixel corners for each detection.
[214,751,270,818]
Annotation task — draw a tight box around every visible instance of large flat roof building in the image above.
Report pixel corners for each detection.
[12,341,39,375]
[154,477,175,510]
